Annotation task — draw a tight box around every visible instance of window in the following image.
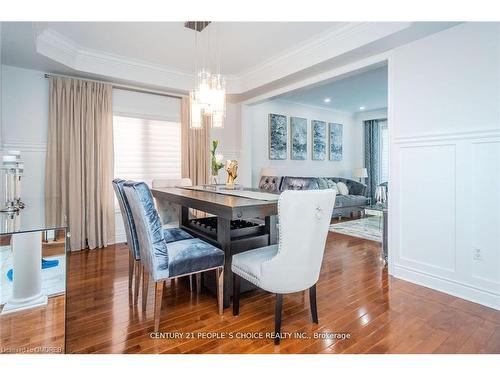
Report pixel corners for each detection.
[379,120,389,183]
[113,115,182,188]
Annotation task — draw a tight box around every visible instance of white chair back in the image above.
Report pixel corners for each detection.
[152,178,192,225]
[261,189,336,294]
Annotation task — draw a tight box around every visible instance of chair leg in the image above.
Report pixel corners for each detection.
[153,281,164,331]
[142,267,149,311]
[309,284,318,324]
[274,294,283,345]
[134,260,141,305]
[196,273,201,294]
[232,273,240,316]
[128,252,134,290]
[189,275,193,292]
[216,268,224,315]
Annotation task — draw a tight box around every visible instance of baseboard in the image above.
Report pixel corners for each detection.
[393,264,500,311]
[115,233,126,244]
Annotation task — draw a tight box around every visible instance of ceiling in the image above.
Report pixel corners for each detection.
[1,22,340,75]
[277,65,388,113]
[1,21,460,97]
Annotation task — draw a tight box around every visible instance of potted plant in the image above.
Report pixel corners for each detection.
[210,140,224,185]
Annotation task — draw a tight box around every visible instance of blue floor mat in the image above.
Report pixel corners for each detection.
[6,258,59,282]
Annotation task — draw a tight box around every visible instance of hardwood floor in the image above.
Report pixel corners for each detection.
[0,296,65,354]
[0,239,66,354]
[63,229,500,354]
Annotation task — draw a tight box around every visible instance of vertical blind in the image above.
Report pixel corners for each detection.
[380,120,389,183]
[113,115,182,187]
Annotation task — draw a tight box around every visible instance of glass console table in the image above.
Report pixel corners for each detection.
[364,203,388,266]
[0,199,68,353]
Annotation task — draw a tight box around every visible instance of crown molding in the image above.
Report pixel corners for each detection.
[35,28,242,93]
[35,28,196,92]
[34,23,413,95]
[236,22,412,93]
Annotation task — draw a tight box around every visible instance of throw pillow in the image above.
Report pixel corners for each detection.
[317,177,328,190]
[336,181,349,195]
[326,179,339,194]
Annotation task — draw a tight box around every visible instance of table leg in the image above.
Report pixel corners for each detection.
[382,210,388,266]
[217,217,232,308]
[265,215,277,245]
[1,231,47,315]
[179,206,189,227]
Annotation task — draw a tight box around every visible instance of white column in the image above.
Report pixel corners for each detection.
[1,231,47,314]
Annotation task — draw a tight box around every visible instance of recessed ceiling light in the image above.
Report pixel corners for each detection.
[324,98,331,103]
[359,106,366,111]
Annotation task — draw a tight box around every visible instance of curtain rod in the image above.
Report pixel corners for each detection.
[43,73,187,100]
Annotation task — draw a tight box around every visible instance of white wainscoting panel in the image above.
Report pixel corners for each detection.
[471,140,500,286]
[398,144,456,274]
[391,129,500,310]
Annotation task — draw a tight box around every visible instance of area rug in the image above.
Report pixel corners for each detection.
[329,216,382,243]
[0,246,66,305]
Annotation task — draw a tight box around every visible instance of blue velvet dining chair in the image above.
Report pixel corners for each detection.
[123,181,225,331]
[112,179,194,305]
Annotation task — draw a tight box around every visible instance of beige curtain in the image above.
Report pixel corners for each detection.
[181,97,209,185]
[45,77,115,251]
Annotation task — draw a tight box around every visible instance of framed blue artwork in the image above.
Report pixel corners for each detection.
[290,117,307,160]
[329,122,343,161]
[312,120,326,161]
[269,114,287,160]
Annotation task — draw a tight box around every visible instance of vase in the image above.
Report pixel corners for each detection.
[210,174,219,185]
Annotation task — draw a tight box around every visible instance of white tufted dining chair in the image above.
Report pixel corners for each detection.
[231,189,336,344]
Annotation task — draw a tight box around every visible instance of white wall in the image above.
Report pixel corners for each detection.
[0,65,49,211]
[210,103,242,184]
[390,22,500,309]
[245,100,360,187]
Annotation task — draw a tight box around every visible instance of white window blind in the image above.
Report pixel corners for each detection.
[113,115,182,187]
[380,120,389,183]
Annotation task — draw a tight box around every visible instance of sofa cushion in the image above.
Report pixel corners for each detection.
[335,194,368,208]
[317,177,329,189]
[329,181,339,194]
[317,178,339,193]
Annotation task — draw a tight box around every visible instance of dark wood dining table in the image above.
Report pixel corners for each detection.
[151,186,279,308]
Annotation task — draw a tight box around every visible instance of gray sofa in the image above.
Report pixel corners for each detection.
[259,175,369,218]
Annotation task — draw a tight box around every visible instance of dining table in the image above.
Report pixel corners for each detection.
[151,186,279,308]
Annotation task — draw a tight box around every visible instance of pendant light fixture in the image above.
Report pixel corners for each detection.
[186,21,226,129]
